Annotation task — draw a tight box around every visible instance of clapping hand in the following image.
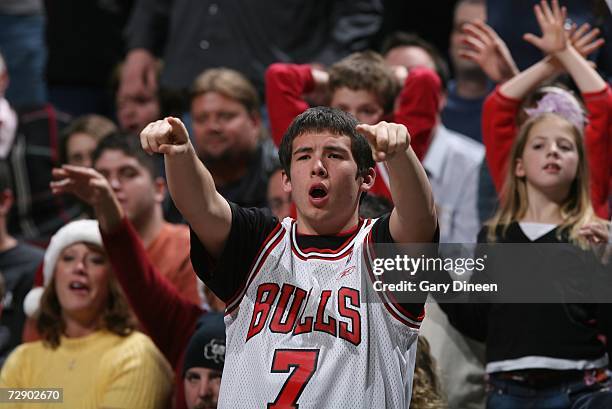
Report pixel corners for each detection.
[523,0,569,55]
[568,22,605,59]
[460,20,519,82]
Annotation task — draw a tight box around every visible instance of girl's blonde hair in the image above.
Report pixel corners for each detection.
[486,112,597,246]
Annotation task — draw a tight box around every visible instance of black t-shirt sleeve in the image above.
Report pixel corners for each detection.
[370,213,440,324]
[370,213,440,244]
[190,202,279,302]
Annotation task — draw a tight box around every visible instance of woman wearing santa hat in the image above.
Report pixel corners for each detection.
[0,219,173,408]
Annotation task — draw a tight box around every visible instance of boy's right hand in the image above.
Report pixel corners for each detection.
[140,117,191,155]
[356,121,410,162]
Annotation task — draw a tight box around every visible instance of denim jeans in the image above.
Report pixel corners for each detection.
[487,375,612,409]
[0,13,47,108]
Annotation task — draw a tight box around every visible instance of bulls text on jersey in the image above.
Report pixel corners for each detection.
[246,283,361,345]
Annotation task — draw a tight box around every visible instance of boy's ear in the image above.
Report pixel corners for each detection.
[360,167,376,192]
[515,158,525,178]
[281,170,292,193]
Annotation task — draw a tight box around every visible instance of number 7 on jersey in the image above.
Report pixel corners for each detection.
[268,349,320,409]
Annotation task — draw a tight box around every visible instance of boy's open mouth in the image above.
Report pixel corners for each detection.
[308,184,329,207]
[309,186,328,198]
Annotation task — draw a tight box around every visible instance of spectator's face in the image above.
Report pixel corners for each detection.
[384,46,436,72]
[267,168,292,219]
[515,115,579,194]
[94,149,163,224]
[330,88,384,125]
[450,1,486,72]
[66,132,98,167]
[191,92,260,163]
[184,367,221,409]
[54,243,110,322]
[284,131,370,233]
[116,88,161,135]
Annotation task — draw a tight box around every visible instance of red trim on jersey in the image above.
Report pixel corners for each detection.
[225,223,285,314]
[382,300,423,329]
[291,246,354,262]
[365,244,422,329]
[367,229,426,321]
[290,219,370,261]
[363,230,424,329]
[295,219,364,238]
[291,219,363,253]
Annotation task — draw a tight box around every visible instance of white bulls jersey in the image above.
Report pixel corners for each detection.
[190,204,427,409]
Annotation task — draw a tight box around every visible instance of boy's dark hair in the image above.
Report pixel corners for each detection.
[279,107,375,180]
[328,51,399,115]
[92,133,159,178]
[381,31,450,92]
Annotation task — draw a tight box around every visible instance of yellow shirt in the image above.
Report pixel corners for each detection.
[0,330,173,409]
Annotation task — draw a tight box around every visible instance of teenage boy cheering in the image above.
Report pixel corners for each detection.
[140,107,437,408]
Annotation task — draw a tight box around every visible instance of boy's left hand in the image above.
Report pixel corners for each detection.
[356,121,410,162]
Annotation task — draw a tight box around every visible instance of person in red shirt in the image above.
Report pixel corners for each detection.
[50,163,220,409]
[266,51,442,201]
[463,2,611,219]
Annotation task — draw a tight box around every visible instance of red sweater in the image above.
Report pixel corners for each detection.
[482,85,611,219]
[265,63,440,200]
[101,218,203,409]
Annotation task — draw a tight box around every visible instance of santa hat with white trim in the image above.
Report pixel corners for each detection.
[23,219,103,317]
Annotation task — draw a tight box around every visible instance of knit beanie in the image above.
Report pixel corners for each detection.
[23,219,102,317]
[183,312,226,375]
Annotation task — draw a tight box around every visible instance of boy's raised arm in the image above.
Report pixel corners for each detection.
[140,117,231,258]
[357,122,437,243]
